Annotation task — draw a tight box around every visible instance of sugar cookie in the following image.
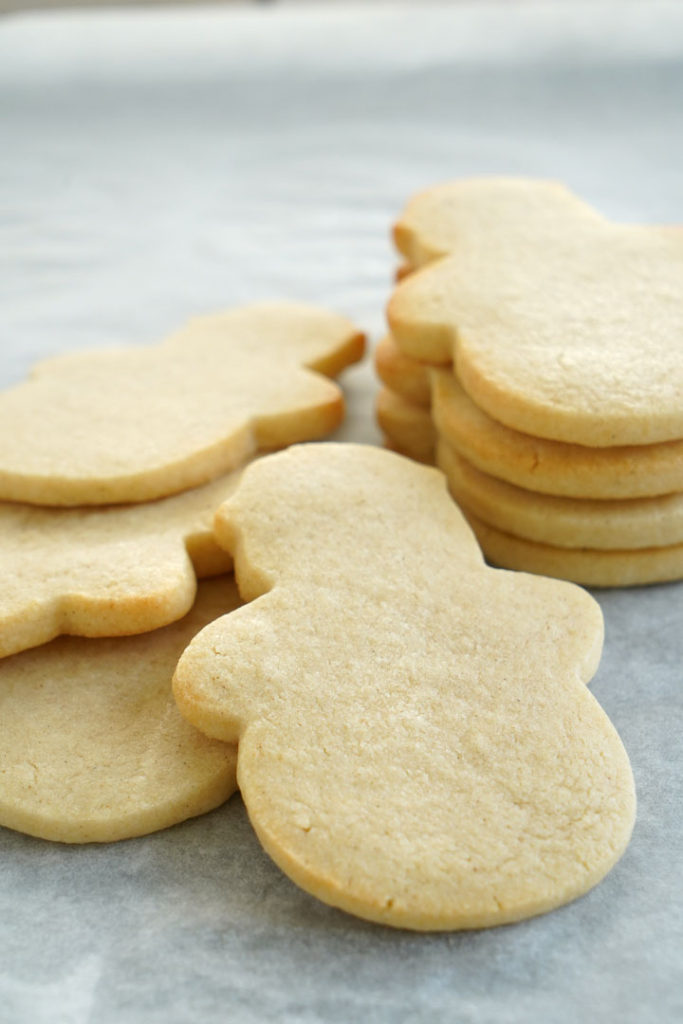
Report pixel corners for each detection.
[375,387,435,464]
[437,439,683,551]
[388,188,683,445]
[0,303,364,506]
[374,334,431,408]
[432,368,683,499]
[0,576,240,843]
[173,443,634,931]
[465,512,683,588]
[0,468,244,658]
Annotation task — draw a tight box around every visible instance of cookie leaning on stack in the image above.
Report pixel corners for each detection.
[377,178,683,586]
[0,303,365,841]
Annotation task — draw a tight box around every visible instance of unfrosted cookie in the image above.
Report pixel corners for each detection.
[432,368,683,499]
[465,512,683,588]
[388,185,683,445]
[0,576,239,843]
[374,334,431,408]
[437,439,683,551]
[173,443,634,931]
[393,177,604,271]
[0,303,364,506]
[0,467,245,658]
[375,387,435,464]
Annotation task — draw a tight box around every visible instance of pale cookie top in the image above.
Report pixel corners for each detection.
[389,216,683,446]
[173,443,634,931]
[0,467,243,659]
[0,576,240,844]
[0,303,364,505]
[393,177,605,269]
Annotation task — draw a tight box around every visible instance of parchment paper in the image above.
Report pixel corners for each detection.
[0,3,681,1021]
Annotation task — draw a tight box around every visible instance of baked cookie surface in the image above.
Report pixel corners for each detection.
[374,334,431,408]
[437,439,683,551]
[389,222,683,445]
[0,576,240,843]
[466,512,683,588]
[173,443,634,930]
[375,387,436,464]
[0,468,245,658]
[388,179,683,446]
[393,177,604,269]
[432,368,683,500]
[0,303,364,505]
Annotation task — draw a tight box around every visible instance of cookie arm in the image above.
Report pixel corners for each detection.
[174,303,365,378]
[488,569,605,687]
[250,370,346,450]
[172,595,283,743]
[0,539,198,658]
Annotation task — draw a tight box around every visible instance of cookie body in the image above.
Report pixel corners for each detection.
[0,577,240,843]
[0,303,364,505]
[437,439,683,550]
[174,444,634,931]
[0,468,247,659]
[432,368,683,500]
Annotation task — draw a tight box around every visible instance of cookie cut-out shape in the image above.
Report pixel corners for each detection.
[432,368,683,500]
[0,467,245,659]
[173,443,634,931]
[0,303,364,506]
[437,439,683,551]
[388,183,683,445]
[0,577,240,843]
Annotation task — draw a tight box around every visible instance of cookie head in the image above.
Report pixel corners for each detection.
[388,183,683,446]
[174,444,633,930]
[393,176,604,269]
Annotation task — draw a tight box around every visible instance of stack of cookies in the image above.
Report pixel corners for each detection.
[377,178,683,587]
[0,303,364,843]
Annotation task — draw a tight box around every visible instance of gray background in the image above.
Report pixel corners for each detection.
[1,3,682,1021]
